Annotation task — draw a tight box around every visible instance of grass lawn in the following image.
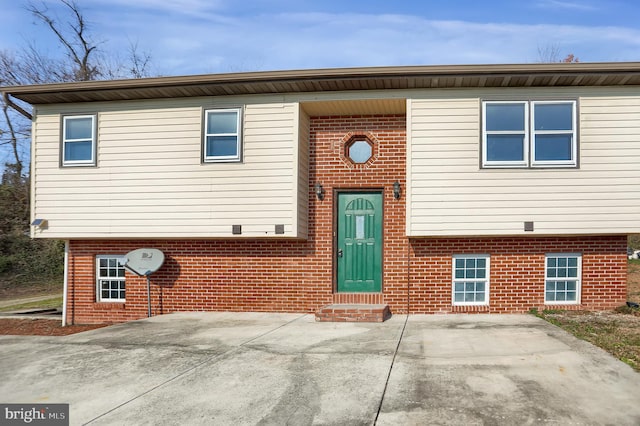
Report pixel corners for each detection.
[0,295,63,312]
[534,259,640,371]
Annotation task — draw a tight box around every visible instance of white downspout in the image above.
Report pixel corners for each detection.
[62,240,69,326]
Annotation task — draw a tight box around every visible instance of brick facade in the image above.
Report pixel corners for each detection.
[64,115,628,324]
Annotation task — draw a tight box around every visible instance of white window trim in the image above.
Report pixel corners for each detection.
[96,255,127,303]
[62,114,97,166]
[203,107,242,163]
[452,254,490,306]
[482,100,577,169]
[482,101,529,168]
[544,252,582,305]
[531,100,577,167]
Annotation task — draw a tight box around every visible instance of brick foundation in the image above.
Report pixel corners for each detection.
[63,114,628,324]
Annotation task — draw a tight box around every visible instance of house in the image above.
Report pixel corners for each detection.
[2,62,639,324]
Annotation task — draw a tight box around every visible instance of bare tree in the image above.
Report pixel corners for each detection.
[0,0,154,173]
[0,0,155,288]
[26,0,101,81]
[537,43,581,64]
[537,43,562,63]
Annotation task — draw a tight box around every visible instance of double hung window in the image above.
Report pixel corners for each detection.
[62,115,96,166]
[96,255,126,302]
[482,100,576,168]
[545,253,581,304]
[452,255,490,305]
[204,108,242,162]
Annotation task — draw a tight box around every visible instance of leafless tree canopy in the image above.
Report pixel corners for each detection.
[0,0,154,174]
[537,43,580,63]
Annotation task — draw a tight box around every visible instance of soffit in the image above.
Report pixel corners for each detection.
[301,99,406,116]
[3,62,640,105]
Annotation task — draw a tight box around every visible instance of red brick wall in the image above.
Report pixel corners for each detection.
[66,115,409,324]
[64,114,628,324]
[409,235,627,314]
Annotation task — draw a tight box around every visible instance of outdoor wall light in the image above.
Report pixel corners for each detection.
[393,181,401,200]
[31,218,47,229]
[315,182,325,200]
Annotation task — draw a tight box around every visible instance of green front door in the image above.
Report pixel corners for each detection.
[337,192,383,292]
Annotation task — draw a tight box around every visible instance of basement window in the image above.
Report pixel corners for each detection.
[545,253,581,304]
[96,255,126,302]
[452,255,490,306]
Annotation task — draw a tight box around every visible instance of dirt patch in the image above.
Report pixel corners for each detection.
[628,260,640,302]
[0,319,108,336]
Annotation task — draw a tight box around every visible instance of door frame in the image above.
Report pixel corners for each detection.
[333,188,385,293]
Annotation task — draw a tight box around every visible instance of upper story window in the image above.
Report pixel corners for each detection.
[62,115,96,166]
[482,100,577,168]
[204,108,242,162]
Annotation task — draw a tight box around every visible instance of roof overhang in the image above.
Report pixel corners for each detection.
[3,62,640,105]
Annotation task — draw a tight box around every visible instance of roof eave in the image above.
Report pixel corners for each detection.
[3,62,640,105]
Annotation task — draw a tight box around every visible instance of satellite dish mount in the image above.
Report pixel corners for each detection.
[124,248,165,317]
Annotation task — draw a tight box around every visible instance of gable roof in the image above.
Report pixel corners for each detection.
[3,62,640,105]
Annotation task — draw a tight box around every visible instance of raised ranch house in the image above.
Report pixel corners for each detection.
[2,62,640,324]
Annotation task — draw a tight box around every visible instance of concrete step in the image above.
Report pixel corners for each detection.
[315,304,391,322]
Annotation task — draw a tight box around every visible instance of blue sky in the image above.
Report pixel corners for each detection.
[1,0,639,77]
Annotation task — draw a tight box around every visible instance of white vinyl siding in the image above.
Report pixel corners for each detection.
[296,105,310,238]
[407,87,640,237]
[31,96,306,238]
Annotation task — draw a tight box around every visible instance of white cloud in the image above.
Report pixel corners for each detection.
[534,0,598,11]
[8,4,640,76]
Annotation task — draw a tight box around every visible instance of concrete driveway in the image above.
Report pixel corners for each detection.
[1,313,639,425]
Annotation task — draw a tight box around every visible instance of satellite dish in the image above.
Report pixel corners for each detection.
[124,248,165,318]
[124,248,165,276]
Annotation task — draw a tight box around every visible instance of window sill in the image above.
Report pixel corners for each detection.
[543,302,580,308]
[482,164,577,169]
[452,305,490,313]
[93,302,126,311]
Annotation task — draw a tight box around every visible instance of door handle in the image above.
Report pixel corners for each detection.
[337,249,343,258]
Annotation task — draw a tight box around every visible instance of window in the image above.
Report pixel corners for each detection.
[545,253,581,304]
[96,255,126,302]
[204,108,241,162]
[482,100,576,168]
[348,140,373,163]
[452,255,489,305]
[62,115,96,166]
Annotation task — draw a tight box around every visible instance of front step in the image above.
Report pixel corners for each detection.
[315,304,391,322]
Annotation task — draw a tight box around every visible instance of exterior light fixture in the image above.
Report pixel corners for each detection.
[31,218,47,229]
[315,182,325,200]
[393,181,401,200]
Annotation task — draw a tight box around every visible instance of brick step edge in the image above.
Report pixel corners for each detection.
[314,304,391,322]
